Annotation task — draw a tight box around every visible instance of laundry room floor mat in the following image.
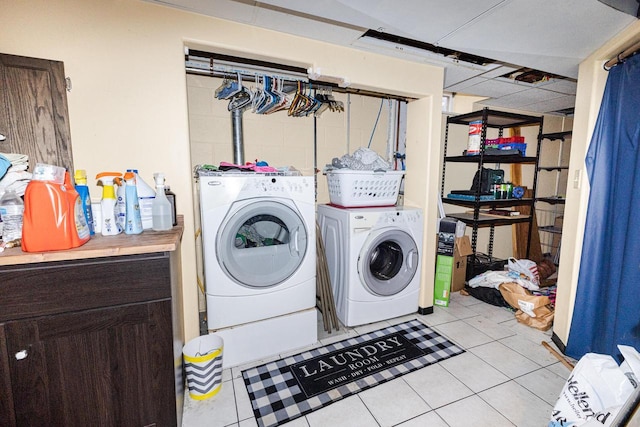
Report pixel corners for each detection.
[242,319,465,427]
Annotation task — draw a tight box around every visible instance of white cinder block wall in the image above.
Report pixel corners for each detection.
[187,75,393,204]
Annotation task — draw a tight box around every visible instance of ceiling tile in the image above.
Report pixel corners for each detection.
[478,64,521,79]
[519,95,577,113]
[148,0,635,113]
[445,76,488,92]
[438,0,637,77]
[252,6,365,45]
[539,79,578,95]
[255,0,392,33]
[333,0,506,41]
[512,88,566,104]
[477,97,526,109]
[458,78,530,98]
[443,62,503,87]
[260,0,508,41]
[443,66,484,87]
[484,88,567,110]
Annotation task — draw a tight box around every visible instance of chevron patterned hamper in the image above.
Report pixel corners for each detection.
[183,334,223,400]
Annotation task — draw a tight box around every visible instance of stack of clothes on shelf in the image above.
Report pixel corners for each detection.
[0,153,31,197]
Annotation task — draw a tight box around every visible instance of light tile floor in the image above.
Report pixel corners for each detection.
[182,292,575,427]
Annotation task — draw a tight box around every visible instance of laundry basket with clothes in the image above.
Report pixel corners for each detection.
[323,147,404,208]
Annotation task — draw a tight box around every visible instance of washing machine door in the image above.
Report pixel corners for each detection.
[216,199,308,288]
[358,229,419,296]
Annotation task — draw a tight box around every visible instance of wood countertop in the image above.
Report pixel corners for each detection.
[0,216,184,266]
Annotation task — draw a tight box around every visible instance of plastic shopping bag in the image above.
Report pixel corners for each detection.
[549,345,640,426]
[469,269,539,291]
[508,257,540,288]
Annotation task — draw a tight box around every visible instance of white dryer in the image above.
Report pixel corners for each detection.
[317,204,423,327]
[198,172,317,367]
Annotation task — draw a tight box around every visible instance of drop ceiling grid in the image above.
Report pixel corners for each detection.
[252,6,364,45]
[147,0,638,113]
[440,0,634,59]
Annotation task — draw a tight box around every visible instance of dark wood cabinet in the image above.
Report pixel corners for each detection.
[0,53,74,172]
[0,247,184,426]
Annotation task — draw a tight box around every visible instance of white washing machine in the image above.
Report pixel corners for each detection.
[317,204,423,327]
[198,171,317,367]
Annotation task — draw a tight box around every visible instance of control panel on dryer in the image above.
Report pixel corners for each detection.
[253,178,285,194]
[380,209,422,225]
[284,177,312,194]
[244,176,312,196]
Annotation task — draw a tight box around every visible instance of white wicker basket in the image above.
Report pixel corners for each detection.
[325,169,405,207]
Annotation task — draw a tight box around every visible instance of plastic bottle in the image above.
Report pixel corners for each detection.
[21,165,90,252]
[115,177,126,231]
[96,172,123,236]
[165,185,177,226]
[151,172,172,231]
[128,169,155,230]
[91,198,102,234]
[64,171,91,244]
[74,169,95,235]
[0,189,24,244]
[123,171,143,235]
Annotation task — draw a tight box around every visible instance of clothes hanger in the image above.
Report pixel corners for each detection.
[265,78,291,114]
[313,87,331,118]
[215,72,243,100]
[288,81,304,117]
[227,73,252,111]
[257,76,279,114]
[214,74,233,99]
[251,75,265,113]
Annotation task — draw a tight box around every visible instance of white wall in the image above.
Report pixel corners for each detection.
[187,75,394,203]
[1,0,444,340]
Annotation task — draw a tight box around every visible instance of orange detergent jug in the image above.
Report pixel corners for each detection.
[21,164,91,252]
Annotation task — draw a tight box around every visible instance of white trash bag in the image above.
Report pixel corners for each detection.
[468,269,539,291]
[549,345,640,426]
[508,257,540,288]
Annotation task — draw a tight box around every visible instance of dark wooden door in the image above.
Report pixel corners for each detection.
[0,53,74,172]
[3,301,177,427]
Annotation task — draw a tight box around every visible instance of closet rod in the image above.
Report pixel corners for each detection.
[604,38,640,69]
[186,58,308,83]
[186,67,412,103]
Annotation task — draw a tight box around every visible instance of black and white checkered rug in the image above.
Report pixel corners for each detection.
[242,319,465,427]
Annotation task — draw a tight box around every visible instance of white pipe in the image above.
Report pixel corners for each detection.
[386,99,396,167]
[346,93,351,154]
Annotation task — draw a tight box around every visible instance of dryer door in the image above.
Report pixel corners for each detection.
[358,229,419,296]
[216,199,308,288]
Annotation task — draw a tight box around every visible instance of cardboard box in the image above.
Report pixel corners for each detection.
[436,217,457,256]
[434,254,453,307]
[451,235,473,292]
[434,235,473,306]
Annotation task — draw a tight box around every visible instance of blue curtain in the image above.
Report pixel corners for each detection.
[565,53,640,361]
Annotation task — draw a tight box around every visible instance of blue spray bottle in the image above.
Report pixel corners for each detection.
[74,169,95,235]
[123,171,143,234]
